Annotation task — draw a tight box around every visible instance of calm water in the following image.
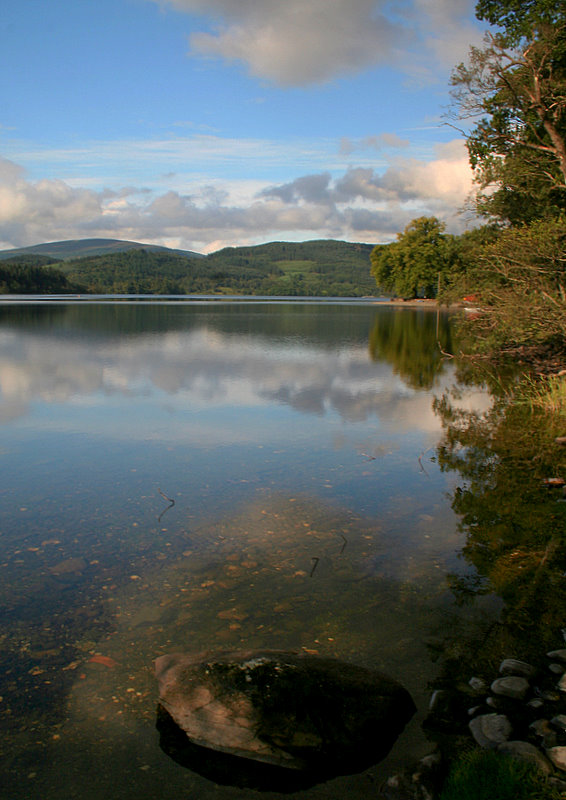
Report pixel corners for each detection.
[0,299,487,799]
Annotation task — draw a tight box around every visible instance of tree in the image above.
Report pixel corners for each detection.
[451,3,566,225]
[475,0,564,44]
[459,217,566,350]
[370,217,455,298]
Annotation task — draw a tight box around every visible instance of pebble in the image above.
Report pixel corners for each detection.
[549,663,565,675]
[551,714,566,732]
[469,677,486,692]
[490,676,529,700]
[499,659,536,679]
[548,649,566,663]
[546,746,566,772]
[469,713,512,749]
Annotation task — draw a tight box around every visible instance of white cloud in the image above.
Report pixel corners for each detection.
[0,139,474,253]
[154,0,482,86]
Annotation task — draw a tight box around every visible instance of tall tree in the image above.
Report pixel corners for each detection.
[370,217,455,299]
[451,1,566,224]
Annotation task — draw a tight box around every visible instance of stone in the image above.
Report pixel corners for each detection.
[497,741,554,776]
[490,676,529,700]
[541,690,561,702]
[551,714,566,732]
[547,649,566,663]
[428,690,445,712]
[469,713,512,749]
[546,746,566,772]
[529,720,557,748]
[468,677,486,692]
[499,659,536,679]
[49,557,87,575]
[558,673,566,693]
[549,663,565,675]
[154,649,416,779]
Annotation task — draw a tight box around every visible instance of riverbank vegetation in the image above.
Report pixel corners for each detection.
[421,4,566,796]
[372,0,565,370]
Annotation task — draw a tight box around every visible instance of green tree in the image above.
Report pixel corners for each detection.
[451,3,566,225]
[475,0,564,44]
[370,217,455,298]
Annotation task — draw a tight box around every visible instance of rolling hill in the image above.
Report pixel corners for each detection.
[0,238,377,296]
[0,238,202,261]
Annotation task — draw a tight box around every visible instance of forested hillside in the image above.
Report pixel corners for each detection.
[0,239,377,296]
[0,256,79,294]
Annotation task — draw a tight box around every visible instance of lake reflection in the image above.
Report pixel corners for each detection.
[0,301,481,800]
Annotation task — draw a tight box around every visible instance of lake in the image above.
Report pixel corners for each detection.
[0,298,490,799]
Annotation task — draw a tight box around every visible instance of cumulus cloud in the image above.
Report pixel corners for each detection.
[0,139,474,252]
[155,0,481,86]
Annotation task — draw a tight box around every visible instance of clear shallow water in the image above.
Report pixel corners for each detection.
[0,299,483,799]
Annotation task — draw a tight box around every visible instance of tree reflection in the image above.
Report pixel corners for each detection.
[369,308,454,389]
[434,366,566,661]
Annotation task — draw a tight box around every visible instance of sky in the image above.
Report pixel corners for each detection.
[0,0,487,254]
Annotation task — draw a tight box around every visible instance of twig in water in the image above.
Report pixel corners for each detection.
[418,449,432,477]
[157,488,175,522]
[310,557,319,578]
[158,488,175,504]
[437,340,454,359]
[339,534,348,554]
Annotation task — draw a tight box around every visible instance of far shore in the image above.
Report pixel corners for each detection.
[374,297,464,309]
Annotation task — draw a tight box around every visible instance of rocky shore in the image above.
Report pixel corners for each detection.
[381,638,566,799]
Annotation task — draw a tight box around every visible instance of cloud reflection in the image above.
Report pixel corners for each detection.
[0,317,459,439]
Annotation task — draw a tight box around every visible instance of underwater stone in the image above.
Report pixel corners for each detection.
[154,649,416,775]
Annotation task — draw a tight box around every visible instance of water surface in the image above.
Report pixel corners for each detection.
[0,299,484,799]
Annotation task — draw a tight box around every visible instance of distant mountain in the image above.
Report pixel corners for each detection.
[0,238,203,261]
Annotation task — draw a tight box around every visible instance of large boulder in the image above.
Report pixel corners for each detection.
[154,649,415,786]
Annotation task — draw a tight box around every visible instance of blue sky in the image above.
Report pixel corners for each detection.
[0,0,486,253]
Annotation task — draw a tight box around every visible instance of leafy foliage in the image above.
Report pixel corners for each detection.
[451,7,566,225]
[475,0,565,45]
[370,217,459,298]
[457,218,566,352]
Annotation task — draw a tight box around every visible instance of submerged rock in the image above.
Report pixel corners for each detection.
[154,649,415,783]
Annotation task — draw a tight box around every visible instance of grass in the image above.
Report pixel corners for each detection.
[438,748,561,800]
[521,374,566,417]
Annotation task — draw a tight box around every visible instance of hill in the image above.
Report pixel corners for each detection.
[0,238,202,261]
[0,239,377,296]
